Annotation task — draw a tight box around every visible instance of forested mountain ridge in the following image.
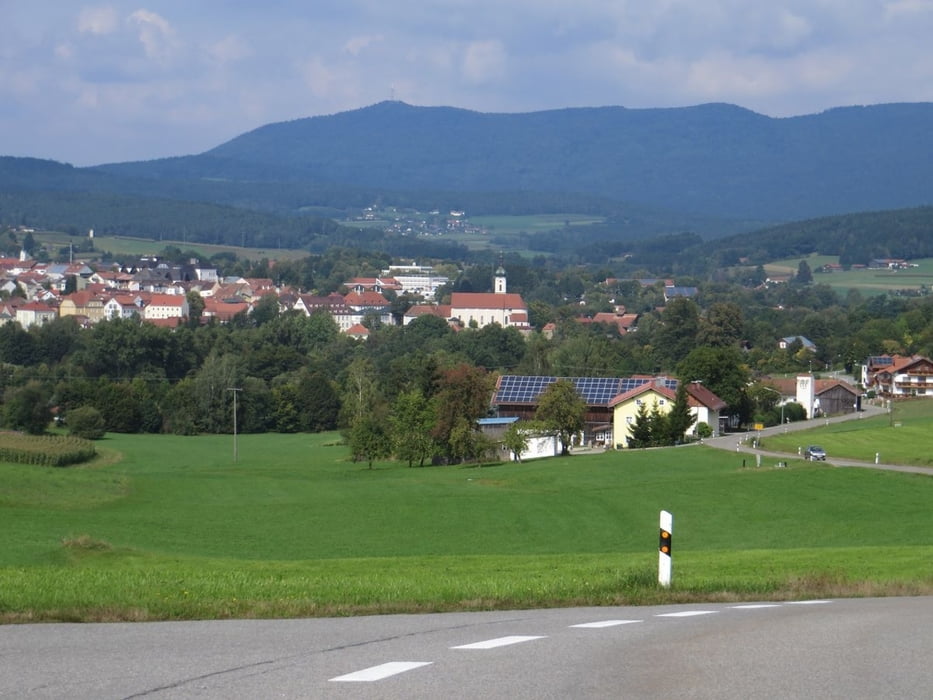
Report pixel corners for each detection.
[94,100,933,222]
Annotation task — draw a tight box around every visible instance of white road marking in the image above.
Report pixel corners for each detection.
[731,604,782,609]
[656,610,719,618]
[571,620,643,628]
[786,600,833,605]
[329,661,432,682]
[452,635,546,649]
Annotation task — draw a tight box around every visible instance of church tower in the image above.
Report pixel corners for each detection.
[494,264,507,294]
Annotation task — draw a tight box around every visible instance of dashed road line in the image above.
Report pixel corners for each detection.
[329,602,832,683]
[731,604,782,609]
[656,610,719,618]
[329,661,433,682]
[571,620,643,628]
[451,635,546,650]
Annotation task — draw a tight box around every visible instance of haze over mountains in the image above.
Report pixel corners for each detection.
[2,101,933,250]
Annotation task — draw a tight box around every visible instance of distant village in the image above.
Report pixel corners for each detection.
[0,246,711,344]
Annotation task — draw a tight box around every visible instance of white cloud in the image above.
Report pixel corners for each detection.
[127,9,177,61]
[208,35,253,65]
[4,0,933,165]
[462,39,507,84]
[884,0,933,18]
[77,6,120,35]
[344,34,384,57]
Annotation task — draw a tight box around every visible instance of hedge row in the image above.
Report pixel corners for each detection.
[0,433,97,467]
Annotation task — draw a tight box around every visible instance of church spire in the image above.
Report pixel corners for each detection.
[494,257,507,294]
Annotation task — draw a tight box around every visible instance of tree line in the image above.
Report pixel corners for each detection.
[2,249,933,457]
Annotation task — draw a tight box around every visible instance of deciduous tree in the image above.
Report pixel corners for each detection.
[535,379,586,455]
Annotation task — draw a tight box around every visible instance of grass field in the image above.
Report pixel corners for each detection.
[766,255,933,296]
[758,399,933,466]
[33,232,308,263]
[2,415,931,623]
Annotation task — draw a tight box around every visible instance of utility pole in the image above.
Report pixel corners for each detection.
[228,387,242,462]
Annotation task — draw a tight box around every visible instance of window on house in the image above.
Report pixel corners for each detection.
[626,416,633,424]
[635,399,642,406]
[659,399,666,406]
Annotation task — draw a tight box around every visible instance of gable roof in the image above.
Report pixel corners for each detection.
[684,381,729,410]
[608,381,677,408]
[451,292,526,310]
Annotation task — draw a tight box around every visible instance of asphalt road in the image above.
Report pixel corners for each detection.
[2,597,931,699]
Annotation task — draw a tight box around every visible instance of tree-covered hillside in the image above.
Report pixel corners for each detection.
[692,206,933,269]
[94,101,933,221]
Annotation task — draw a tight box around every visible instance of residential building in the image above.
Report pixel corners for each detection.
[15,301,57,329]
[863,354,933,397]
[492,374,725,447]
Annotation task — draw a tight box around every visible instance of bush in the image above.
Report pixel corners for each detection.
[67,406,106,440]
[695,422,713,439]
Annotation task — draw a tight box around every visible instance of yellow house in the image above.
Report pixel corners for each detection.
[608,379,728,447]
[609,382,677,448]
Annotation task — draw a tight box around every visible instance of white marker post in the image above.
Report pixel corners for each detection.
[659,510,673,587]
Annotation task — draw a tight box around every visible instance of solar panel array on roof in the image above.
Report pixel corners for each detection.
[869,356,893,366]
[495,375,679,406]
[495,376,558,404]
[571,377,625,404]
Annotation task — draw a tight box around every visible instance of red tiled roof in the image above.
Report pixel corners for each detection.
[450,292,526,310]
[684,381,729,411]
[406,304,451,319]
[608,382,677,408]
[344,290,390,307]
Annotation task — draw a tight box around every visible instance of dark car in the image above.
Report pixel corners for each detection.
[805,445,826,461]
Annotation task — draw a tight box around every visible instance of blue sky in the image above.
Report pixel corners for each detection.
[3,1,933,166]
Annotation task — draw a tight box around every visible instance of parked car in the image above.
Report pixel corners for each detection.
[805,445,827,461]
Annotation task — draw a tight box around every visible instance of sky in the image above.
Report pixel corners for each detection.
[2,1,933,166]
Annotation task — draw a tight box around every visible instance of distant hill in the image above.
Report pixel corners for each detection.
[94,101,933,222]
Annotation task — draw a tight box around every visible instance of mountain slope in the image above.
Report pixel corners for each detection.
[96,101,933,221]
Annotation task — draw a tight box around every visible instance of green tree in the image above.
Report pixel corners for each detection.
[186,290,205,327]
[390,388,436,467]
[348,414,391,468]
[501,421,530,462]
[655,297,700,368]
[535,379,586,455]
[431,364,494,463]
[627,401,653,448]
[339,357,381,428]
[3,381,52,434]
[795,259,813,285]
[647,400,669,447]
[298,371,340,432]
[67,405,106,439]
[676,346,751,423]
[698,302,744,348]
[667,382,696,443]
[272,383,302,432]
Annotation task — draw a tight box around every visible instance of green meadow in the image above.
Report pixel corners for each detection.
[1,423,931,623]
[765,254,933,296]
[760,399,933,467]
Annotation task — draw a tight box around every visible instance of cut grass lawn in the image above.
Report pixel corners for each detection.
[1,427,930,622]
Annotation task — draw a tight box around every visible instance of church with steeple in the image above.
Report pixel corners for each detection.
[449,263,529,330]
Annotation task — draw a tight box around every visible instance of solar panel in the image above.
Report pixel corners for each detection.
[495,375,679,406]
[869,356,893,366]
